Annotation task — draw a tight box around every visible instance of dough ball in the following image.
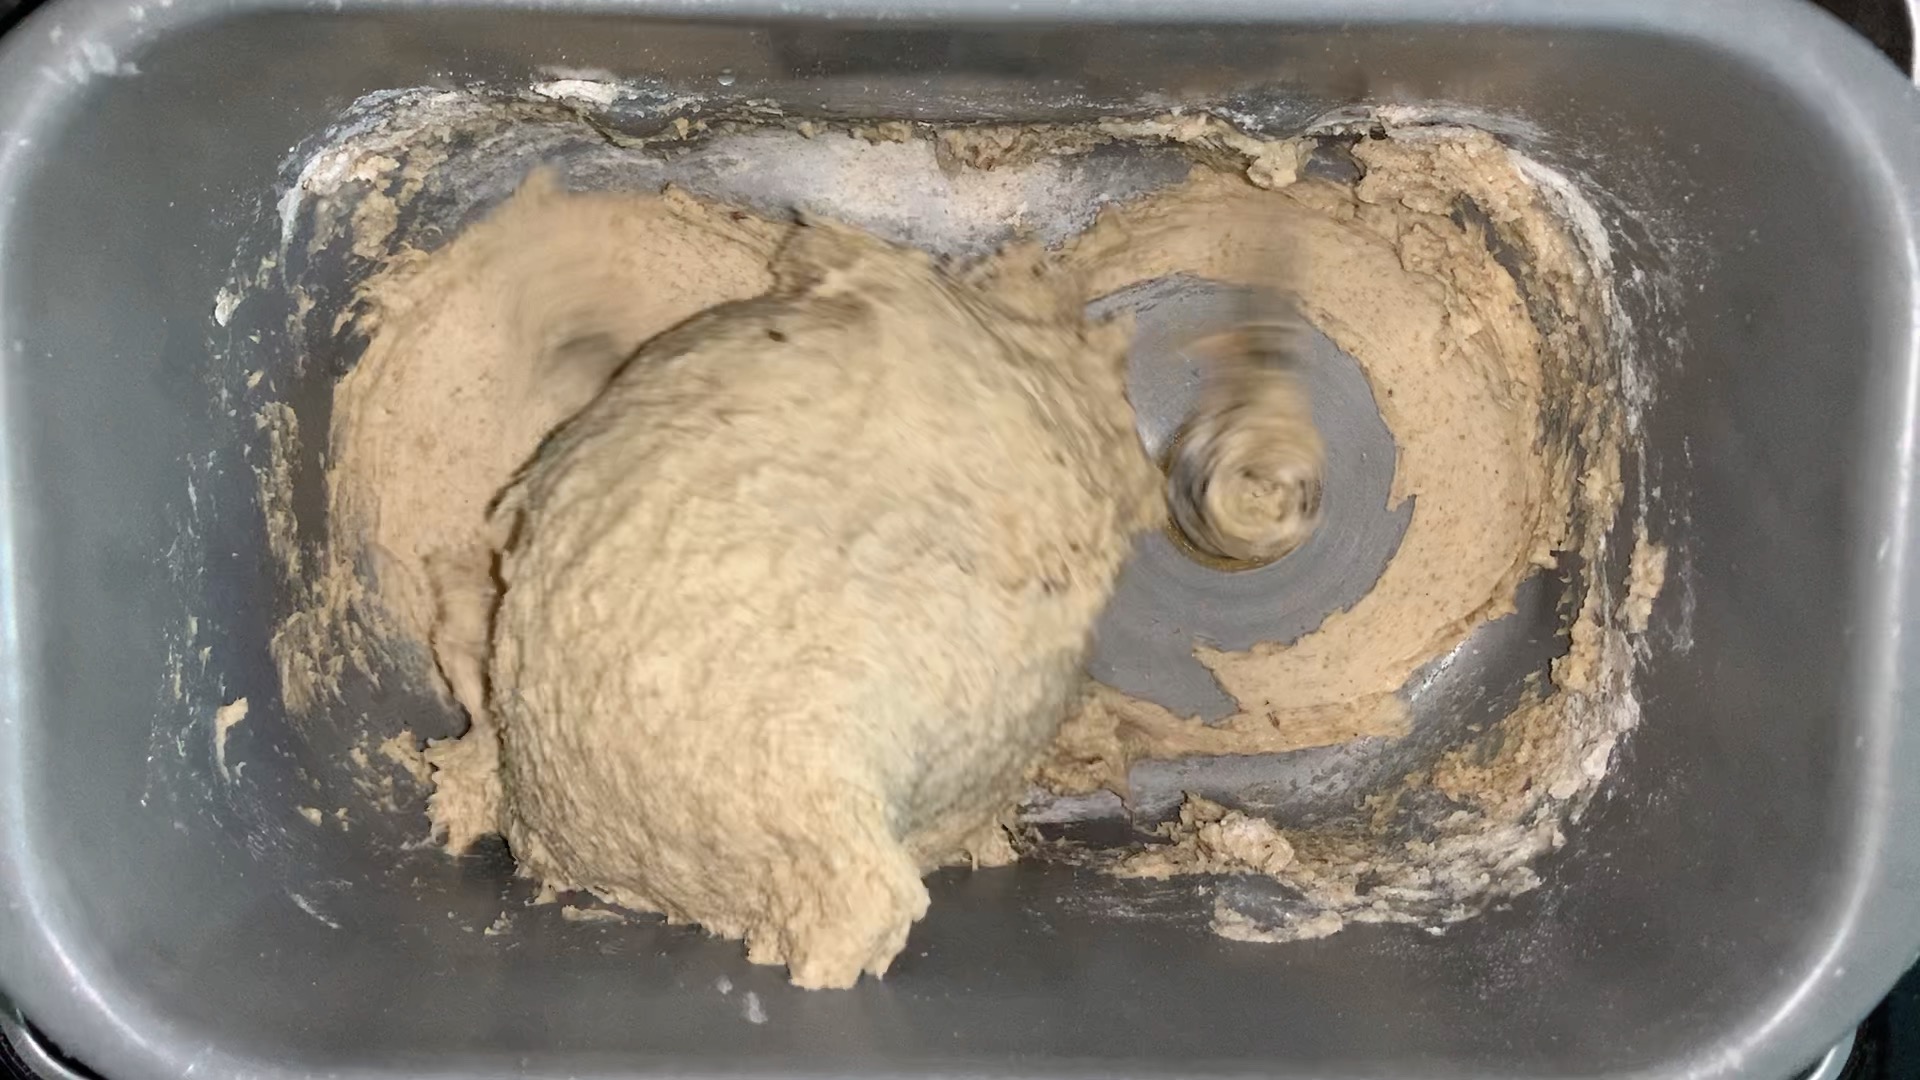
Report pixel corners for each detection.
[485,223,1162,988]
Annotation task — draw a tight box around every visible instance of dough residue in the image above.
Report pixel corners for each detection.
[1116,796,1296,879]
[1026,123,1634,940]
[1045,129,1599,785]
[213,696,249,779]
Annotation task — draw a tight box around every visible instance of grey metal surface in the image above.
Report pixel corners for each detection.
[1,2,1918,1080]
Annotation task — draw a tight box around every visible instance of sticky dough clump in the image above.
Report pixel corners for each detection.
[435,223,1160,988]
